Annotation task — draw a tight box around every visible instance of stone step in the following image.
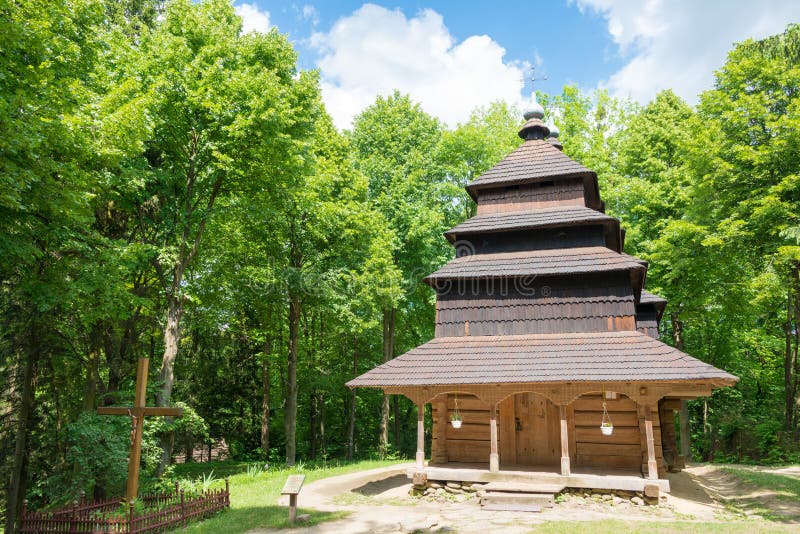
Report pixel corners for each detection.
[481,503,543,513]
[480,491,555,509]
[482,482,566,494]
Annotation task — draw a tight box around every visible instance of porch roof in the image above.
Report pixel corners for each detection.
[346,331,737,388]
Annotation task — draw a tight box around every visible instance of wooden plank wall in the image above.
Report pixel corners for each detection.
[432,394,493,463]
[477,179,585,215]
[432,392,666,478]
[466,227,606,255]
[435,273,637,337]
[572,394,664,475]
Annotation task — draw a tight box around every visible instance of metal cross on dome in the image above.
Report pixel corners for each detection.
[523,66,548,94]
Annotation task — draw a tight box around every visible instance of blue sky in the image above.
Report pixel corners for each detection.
[233,1,800,129]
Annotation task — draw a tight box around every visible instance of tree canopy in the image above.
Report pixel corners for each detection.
[1,2,798,529]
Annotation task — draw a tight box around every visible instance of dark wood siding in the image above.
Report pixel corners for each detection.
[456,225,606,254]
[636,305,660,339]
[476,179,584,214]
[435,272,637,337]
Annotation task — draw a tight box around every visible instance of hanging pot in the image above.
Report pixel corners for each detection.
[451,418,462,429]
[600,423,614,436]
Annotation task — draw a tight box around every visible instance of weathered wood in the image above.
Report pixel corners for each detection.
[515,393,560,466]
[575,426,660,444]
[658,399,679,471]
[559,405,570,476]
[416,403,425,470]
[574,410,639,427]
[410,466,671,493]
[499,396,515,464]
[489,404,499,472]
[445,439,491,462]
[643,405,658,480]
[576,443,642,456]
[576,454,641,469]
[97,358,184,503]
[431,400,448,464]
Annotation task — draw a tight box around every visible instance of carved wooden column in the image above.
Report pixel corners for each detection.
[559,405,570,476]
[489,403,499,472]
[643,404,658,480]
[416,402,425,470]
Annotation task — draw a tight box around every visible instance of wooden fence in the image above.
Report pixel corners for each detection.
[18,480,229,533]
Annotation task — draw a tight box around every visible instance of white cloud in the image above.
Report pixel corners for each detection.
[574,0,800,104]
[302,5,320,26]
[310,4,526,129]
[235,2,271,34]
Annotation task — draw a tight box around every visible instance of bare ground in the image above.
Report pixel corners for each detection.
[247,463,800,533]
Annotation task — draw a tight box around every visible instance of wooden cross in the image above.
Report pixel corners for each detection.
[97,358,183,503]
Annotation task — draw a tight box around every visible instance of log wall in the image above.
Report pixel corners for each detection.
[476,179,585,214]
[435,273,637,337]
[431,392,666,478]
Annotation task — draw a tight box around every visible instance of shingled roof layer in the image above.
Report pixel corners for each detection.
[444,206,616,241]
[640,289,668,306]
[466,139,593,193]
[346,331,737,387]
[424,247,645,284]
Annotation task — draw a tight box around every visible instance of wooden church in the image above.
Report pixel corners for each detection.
[347,96,736,497]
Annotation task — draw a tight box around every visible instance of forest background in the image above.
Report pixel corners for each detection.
[2,0,799,530]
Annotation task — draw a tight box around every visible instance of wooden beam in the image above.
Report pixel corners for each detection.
[489,403,499,472]
[416,403,425,470]
[643,405,658,480]
[559,405,570,476]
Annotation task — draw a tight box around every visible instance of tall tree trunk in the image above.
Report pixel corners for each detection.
[156,294,184,476]
[671,312,691,460]
[379,308,395,456]
[347,335,357,461]
[786,287,795,432]
[320,393,326,458]
[393,395,401,452]
[5,322,39,534]
[792,265,800,435]
[261,338,271,458]
[285,295,301,466]
[309,392,318,459]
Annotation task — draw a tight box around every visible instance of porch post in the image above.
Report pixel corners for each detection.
[643,404,658,480]
[559,405,570,476]
[416,402,425,470]
[489,403,499,472]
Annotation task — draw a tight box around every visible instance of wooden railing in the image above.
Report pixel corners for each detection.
[18,480,229,533]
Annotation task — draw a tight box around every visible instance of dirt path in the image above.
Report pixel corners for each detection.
[247,463,798,533]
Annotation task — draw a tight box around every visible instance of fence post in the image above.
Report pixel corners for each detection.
[70,500,78,533]
[128,500,135,534]
[180,489,186,527]
[21,499,27,531]
[225,478,230,507]
[80,491,85,506]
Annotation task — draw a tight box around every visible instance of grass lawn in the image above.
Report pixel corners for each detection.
[527,520,798,533]
[169,458,403,533]
[719,466,800,522]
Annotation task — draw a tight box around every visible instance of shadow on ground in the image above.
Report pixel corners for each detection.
[350,474,409,496]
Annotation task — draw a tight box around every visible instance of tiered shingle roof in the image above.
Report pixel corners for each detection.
[346,332,737,386]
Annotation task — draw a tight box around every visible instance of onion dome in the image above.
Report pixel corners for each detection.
[519,92,550,140]
[547,123,563,150]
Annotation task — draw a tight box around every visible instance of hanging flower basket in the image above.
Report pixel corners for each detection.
[450,413,462,429]
[451,393,462,428]
[600,390,614,435]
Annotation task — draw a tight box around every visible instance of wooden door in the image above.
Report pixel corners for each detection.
[514,393,560,466]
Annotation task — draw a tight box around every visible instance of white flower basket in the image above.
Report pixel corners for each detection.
[600,424,614,436]
[451,420,462,429]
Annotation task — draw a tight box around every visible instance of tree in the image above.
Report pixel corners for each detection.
[102,0,318,471]
[351,93,447,455]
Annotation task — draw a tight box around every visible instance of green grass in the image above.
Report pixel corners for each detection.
[721,467,800,499]
[527,520,798,533]
[171,459,404,533]
[719,467,800,522]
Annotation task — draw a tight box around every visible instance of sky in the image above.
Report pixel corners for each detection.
[232,0,800,130]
